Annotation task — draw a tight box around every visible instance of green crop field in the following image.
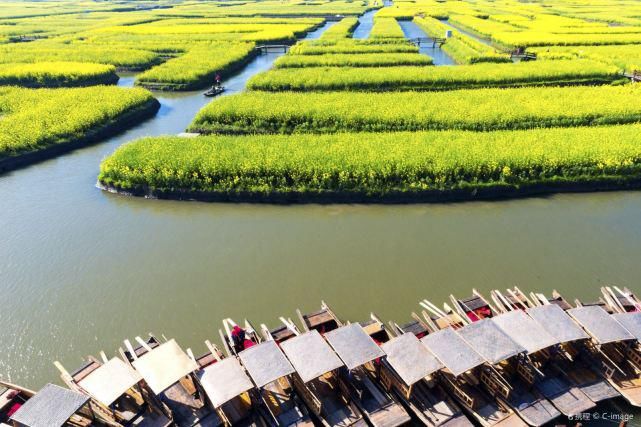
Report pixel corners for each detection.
[0,62,118,87]
[5,0,641,201]
[136,43,256,90]
[189,85,641,134]
[248,60,618,91]
[98,124,641,201]
[0,86,157,161]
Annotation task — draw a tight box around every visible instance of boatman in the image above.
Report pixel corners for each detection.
[231,325,256,351]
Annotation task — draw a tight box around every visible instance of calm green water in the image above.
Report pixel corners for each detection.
[2,22,641,395]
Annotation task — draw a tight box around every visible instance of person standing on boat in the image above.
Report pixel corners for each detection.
[231,325,256,352]
[214,73,222,89]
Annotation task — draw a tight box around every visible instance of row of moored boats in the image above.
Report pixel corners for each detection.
[2,286,641,427]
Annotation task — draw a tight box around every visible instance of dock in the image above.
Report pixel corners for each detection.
[2,286,641,427]
[510,50,537,61]
[624,70,641,82]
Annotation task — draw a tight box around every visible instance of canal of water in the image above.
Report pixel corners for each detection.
[398,20,457,65]
[2,16,641,401]
[352,9,376,39]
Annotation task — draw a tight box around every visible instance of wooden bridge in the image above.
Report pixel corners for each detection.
[510,50,537,61]
[256,44,290,54]
[408,37,446,48]
[624,70,641,82]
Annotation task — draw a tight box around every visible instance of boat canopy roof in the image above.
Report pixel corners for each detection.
[324,323,385,370]
[526,304,589,343]
[457,319,525,364]
[421,327,484,376]
[197,357,254,408]
[78,357,142,406]
[132,339,198,395]
[381,333,443,386]
[492,310,558,354]
[280,330,344,383]
[238,340,295,388]
[568,306,634,344]
[10,383,88,427]
[612,312,641,341]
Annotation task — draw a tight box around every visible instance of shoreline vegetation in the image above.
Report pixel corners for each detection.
[6,0,641,203]
[0,62,119,88]
[98,125,641,203]
[247,60,620,91]
[136,43,258,91]
[0,86,159,173]
[188,85,641,134]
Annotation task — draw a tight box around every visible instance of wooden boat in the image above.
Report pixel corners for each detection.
[55,354,171,426]
[220,318,261,356]
[450,290,500,322]
[419,300,466,330]
[5,382,97,427]
[489,289,596,417]
[359,313,395,346]
[120,334,221,426]
[567,299,641,406]
[261,316,301,344]
[194,343,267,427]
[383,313,476,427]
[298,303,409,427]
[454,314,561,426]
[0,381,35,424]
[296,301,341,335]
[204,85,225,97]
[526,291,621,405]
[278,326,367,427]
[410,304,523,427]
[238,335,314,427]
[325,323,412,427]
[389,312,431,339]
[601,286,641,313]
[196,340,226,369]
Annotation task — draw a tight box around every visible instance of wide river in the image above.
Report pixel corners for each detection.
[2,20,641,397]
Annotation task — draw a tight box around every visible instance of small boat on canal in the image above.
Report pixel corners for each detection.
[297,302,410,427]
[240,336,315,427]
[194,349,267,427]
[566,300,641,406]
[420,326,524,427]
[204,85,225,97]
[489,290,596,417]
[55,353,171,426]
[7,383,98,427]
[527,292,621,404]
[279,327,367,427]
[450,290,499,322]
[0,381,35,424]
[601,286,641,313]
[454,316,561,426]
[120,334,221,426]
[325,323,412,427]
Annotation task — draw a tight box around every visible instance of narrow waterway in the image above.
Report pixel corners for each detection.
[3,19,641,400]
[398,20,457,65]
[352,9,376,39]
